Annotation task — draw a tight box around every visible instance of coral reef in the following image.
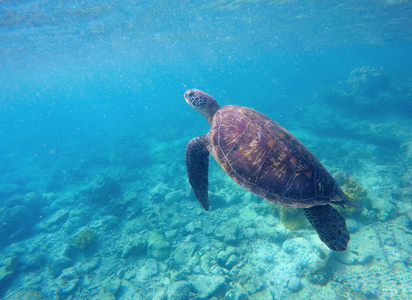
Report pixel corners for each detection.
[268,202,307,230]
[73,228,97,251]
[279,206,307,231]
[334,171,368,215]
[334,172,368,202]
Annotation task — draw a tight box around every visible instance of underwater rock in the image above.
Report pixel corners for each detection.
[169,211,191,229]
[226,254,240,271]
[374,199,395,221]
[243,227,258,241]
[89,215,118,231]
[37,209,70,232]
[59,243,77,260]
[0,264,14,291]
[362,284,378,299]
[48,256,73,278]
[346,66,390,100]
[169,269,189,282]
[184,222,195,234]
[166,280,192,300]
[148,231,171,261]
[217,246,239,270]
[122,217,147,234]
[197,251,219,277]
[150,183,169,203]
[207,191,231,209]
[250,288,273,299]
[394,215,410,228]
[47,192,76,213]
[236,263,264,295]
[88,177,123,205]
[174,242,197,265]
[282,239,298,254]
[1,205,33,231]
[224,289,248,300]
[335,226,379,265]
[254,219,286,242]
[23,192,44,213]
[81,256,101,273]
[3,194,24,209]
[184,221,199,234]
[215,219,240,245]
[98,274,122,298]
[287,277,303,293]
[152,288,167,300]
[55,267,80,296]
[391,187,412,202]
[123,268,136,281]
[305,268,330,286]
[136,258,159,282]
[243,274,264,294]
[165,229,178,240]
[19,245,46,272]
[279,237,331,285]
[190,274,228,299]
[121,235,147,258]
[113,279,137,300]
[0,204,34,242]
[165,190,185,205]
[121,191,143,216]
[192,265,203,274]
[4,289,46,300]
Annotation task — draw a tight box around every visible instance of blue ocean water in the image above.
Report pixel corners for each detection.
[0,0,411,299]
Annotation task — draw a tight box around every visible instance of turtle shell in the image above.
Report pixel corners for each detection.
[209,105,345,208]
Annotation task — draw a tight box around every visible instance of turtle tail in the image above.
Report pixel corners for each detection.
[335,194,360,210]
[303,204,350,252]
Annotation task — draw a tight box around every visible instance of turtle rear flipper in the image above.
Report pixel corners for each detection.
[185,135,210,211]
[303,205,350,251]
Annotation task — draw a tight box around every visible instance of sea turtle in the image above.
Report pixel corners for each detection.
[184,89,355,251]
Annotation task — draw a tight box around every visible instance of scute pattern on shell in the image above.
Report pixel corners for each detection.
[209,105,340,208]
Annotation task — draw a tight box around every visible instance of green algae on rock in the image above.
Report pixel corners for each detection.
[73,228,97,251]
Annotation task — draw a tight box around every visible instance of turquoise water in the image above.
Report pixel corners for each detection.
[0,1,411,299]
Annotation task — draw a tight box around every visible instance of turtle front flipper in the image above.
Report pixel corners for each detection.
[303,205,349,251]
[185,135,210,211]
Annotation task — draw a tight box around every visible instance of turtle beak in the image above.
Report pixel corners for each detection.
[184,89,199,107]
[184,90,190,103]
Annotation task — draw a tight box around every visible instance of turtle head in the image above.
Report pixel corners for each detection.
[184,89,221,125]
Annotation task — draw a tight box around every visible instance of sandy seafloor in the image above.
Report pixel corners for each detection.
[0,1,412,300]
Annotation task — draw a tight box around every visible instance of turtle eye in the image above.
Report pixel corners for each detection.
[188,92,195,98]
